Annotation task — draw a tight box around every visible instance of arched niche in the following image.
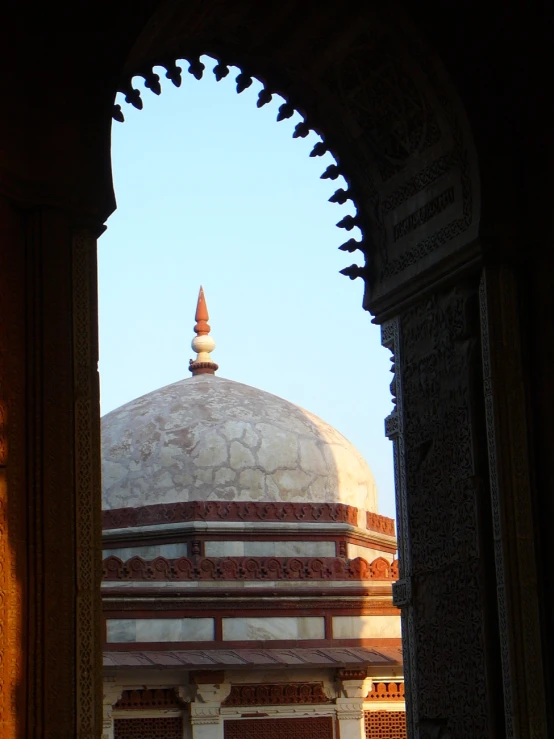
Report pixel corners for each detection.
[113,0,480,316]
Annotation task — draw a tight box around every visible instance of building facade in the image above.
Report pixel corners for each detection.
[101,290,405,738]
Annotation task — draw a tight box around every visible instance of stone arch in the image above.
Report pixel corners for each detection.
[111,0,480,316]
[97,7,485,738]
[0,3,550,738]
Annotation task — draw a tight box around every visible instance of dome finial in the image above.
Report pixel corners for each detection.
[189,286,219,376]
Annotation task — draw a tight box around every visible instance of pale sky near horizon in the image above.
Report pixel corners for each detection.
[99,58,397,520]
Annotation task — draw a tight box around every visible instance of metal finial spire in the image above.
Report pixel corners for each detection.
[189,286,219,376]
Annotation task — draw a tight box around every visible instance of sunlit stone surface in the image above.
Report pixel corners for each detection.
[102,374,377,516]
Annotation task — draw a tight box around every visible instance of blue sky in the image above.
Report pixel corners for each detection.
[100,58,396,519]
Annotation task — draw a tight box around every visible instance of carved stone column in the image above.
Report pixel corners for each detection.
[102,679,123,739]
[191,682,231,739]
[0,194,104,737]
[382,284,501,738]
[479,266,547,736]
[335,673,372,739]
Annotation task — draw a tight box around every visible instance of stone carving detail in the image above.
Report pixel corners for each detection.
[190,703,222,726]
[391,578,411,608]
[336,705,365,721]
[337,669,369,682]
[364,710,406,738]
[382,317,416,734]
[224,717,333,739]
[222,683,331,706]
[367,682,405,700]
[332,34,440,172]
[397,287,490,736]
[114,717,183,738]
[103,679,123,739]
[102,500,359,529]
[115,688,183,710]
[367,512,395,536]
[102,554,400,582]
[73,230,102,735]
[117,2,479,323]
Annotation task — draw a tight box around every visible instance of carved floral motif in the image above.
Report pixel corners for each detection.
[366,512,395,536]
[102,501,359,529]
[102,555,400,582]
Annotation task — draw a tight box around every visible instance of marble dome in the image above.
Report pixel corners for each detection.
[101,375,378,517]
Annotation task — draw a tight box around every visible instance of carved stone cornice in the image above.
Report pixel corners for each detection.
[366,512,395,536]
[102,501,359,529]
[340,678,373,700]
[222,683,331,706]
[366,681,405,701]
[102,554,399,582]
[101,593,396,613]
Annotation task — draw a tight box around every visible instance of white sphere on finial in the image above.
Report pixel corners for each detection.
[191,335,216,354]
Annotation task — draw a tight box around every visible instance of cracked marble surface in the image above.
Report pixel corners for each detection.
[102,375,377,515]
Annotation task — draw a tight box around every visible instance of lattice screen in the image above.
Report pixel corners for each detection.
[114,716,183,738]
[225,716,333,739]
[364,711,406,738]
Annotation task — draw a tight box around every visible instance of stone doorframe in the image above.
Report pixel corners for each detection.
[0,3,549,736]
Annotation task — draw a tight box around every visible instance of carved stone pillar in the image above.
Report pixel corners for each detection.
[191,683,231,739]
[0,194,103,737]
[382,284,501,738]
[479,266,547,736]
[102,679,123,739]
[335,674,372,739]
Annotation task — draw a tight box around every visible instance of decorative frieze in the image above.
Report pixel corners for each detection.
[366,513,395,537]
[102,554,399,582]
[102,501,359,529]
[222,683,331,706]
[366,682,405,701]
